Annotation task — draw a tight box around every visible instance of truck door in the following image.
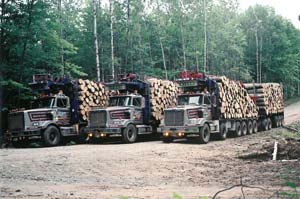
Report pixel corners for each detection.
[204,95,212,120]
[55,97,71,126]
[132,97,143,124]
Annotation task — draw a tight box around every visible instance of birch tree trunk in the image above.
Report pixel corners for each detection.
[255,29,259,83]
[125,0,130,72]
[109,0,115,80]
[21,0,35,65]
[203,0,207,74]
[93,0,101,81]
[180,21,187,71]
[179,0,186,71]
[59,0,64,76]
[259,35,262,83]
[0,0,4,139]
[138,23,143,73]
[195,46,199,72]
[159,36,167,79]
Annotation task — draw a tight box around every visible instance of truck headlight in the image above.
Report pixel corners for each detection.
[163,132,170,137]
[189,119,197,125]
[32,122,39,126]
[111,120,122,125]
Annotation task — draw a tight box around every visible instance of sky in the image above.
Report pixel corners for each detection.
[239,0,300,27]
[101,0,300,28]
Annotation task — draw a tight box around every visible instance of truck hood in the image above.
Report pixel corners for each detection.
[24,108,53,113]
[93,106,130,112]
[166,105,204,111]
[9,108,53,114]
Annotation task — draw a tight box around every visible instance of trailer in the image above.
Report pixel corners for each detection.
[83,74,178,143]
[160,72,282,143]
[7,74,106,147]
[244,83,284,131]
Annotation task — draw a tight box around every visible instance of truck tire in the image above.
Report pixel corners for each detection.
[267,118,272,130]
[252,120,258,133]
[278,116,282,127]
[218,123,227,140]
[273,116,278,128]
[247,121,253,135]
[233,121,242,137]
[12,140,29,148]
[122,124,137,143]
[278,116,283,127]
[43,126,61,147]
[241,121,247,136]
[162,137,174,143]
[262,119,268,131]
[198,124,210,144]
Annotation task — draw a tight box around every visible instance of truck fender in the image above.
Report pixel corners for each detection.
[199,119,207,127]
[43,123,61,134]
[123,121,134,129]
[200,122,210,130]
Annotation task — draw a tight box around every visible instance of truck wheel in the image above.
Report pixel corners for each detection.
[122,124,137,143]
[279,116,284,127]
[162,137,174,143]
[233,122,242,137]
[241,121,247,136]
[198,124,210,144]
[43,126,61,147]
[12,140,29,148]
[247,121,253,135]
[267,118,272,130]
[273,116,278,128]
[218,123,227,140]
[262,119,268,131]
[252,120,258,133]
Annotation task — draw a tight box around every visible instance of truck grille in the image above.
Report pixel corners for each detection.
[29,111,52,121]
[8,112,24,131]
[164,110,184,126]
[89,110,107,127]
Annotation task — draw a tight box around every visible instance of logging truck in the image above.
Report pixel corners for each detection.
[161,72,284,143]
[7,74,107,147]
[83,74,178,143]
[244,83,284,131]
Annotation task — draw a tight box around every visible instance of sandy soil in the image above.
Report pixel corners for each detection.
[0,102,299,199]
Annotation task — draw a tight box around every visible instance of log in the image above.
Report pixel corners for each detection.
[77,79,108,121]
[210,76,258,119]
[244,83,284,116]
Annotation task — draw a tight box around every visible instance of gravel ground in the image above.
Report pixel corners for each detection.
[1,103,299,199]
[1,129,299,199]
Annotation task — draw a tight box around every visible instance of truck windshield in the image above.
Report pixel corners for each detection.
[32,97,55,108]
[178,95,203,105]
[109,96,132,107]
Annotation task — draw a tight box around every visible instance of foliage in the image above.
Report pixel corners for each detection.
[280,167,300,199]
[1,0,300,112]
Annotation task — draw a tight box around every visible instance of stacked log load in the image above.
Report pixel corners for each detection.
[210,76,258,119]
[78,79,108,121]
[243,83,284,115]
[147,78,179,121]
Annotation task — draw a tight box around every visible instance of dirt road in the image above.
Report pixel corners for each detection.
[0,102,299,199]
[284,100,300,124]
[1,129,299,199]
